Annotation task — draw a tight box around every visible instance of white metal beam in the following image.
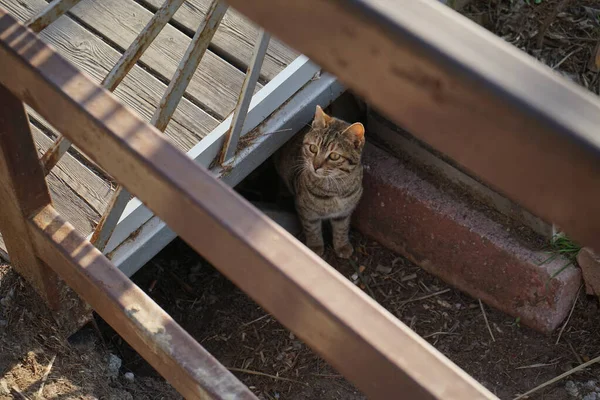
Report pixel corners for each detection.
[85,56,333,273]
[107,73,343,277]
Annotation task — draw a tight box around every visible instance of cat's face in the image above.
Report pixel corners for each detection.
[302,105,365,178]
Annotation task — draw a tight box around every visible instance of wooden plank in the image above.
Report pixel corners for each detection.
[0,84,59,307]
[145,0,297,82]
[29,205,257,400]
[68,0,257,118]
[32,126,113,215]
[46,170,99,235]
[1,0,219,151]
[224,0,600,252]
[0,14,498,398]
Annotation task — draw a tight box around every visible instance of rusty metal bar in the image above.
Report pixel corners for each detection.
[86,0,186,252]
[220,29,270,163]
[29,205,257,400]
[222,0,600,252]
[39,0,187,252]
[40,0,187,175]
[150,0,228,132]
[90,186,130,252]
[0,11,497,398]
[104,0,187,92]
[0,84,59,308]
[25,0,82,32]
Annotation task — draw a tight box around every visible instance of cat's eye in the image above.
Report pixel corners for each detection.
[329,152,341,161]
[309,144,318,153]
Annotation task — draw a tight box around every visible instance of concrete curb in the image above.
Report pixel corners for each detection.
[353,144,581,333]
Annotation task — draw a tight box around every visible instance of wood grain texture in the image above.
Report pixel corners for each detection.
[45,170,99,235]
[1,0,219,151]
[68,0,258,118]
[145,0,298,82]
[32,126,113,215]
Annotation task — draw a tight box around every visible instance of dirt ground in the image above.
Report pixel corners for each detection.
[1,232,600,400]
[1,0,600,399]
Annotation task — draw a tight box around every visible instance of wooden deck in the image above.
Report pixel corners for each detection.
[0,0,298,258]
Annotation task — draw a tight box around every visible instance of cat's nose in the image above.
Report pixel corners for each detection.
[313,161,322,171]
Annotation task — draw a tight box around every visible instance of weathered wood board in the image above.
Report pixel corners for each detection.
[68,0,257,118]
[145,0,298,82]
[1,0,220,151]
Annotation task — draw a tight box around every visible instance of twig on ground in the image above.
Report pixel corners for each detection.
[400,289,451,306]
[241,314,270,327]
[479,299,495,342]
[310,373,343,378]
[227,367,308,385]
[513,355,600,400]
[37,354,56,398]
[556,285,582,345]
[515,361,559,370]
[422,331,460,339]
[552,48,582,70]
[566,340,583,365]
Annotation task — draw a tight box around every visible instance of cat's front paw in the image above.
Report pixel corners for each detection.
[334,243,354,259]
[308,244,325,257]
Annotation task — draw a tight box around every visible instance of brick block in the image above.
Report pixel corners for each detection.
[577,248,600,297]
[353,144,581,333]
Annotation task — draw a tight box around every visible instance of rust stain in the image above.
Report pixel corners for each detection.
[40,138,64,176]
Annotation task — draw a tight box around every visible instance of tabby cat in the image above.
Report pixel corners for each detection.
[275,105,365,258]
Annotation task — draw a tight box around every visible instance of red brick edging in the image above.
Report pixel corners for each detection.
[353,144,581,333]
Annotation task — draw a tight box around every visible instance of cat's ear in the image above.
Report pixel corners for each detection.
[313,105,332,129]
[344,122,365,149]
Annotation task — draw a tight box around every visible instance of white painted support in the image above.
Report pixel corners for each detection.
[102,72,343,277]
[96,55,320,257]
[26,0,82,32]
[221,29,271,162]
[150,0,228,132]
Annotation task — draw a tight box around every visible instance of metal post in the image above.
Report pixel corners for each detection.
[25,0,83,33]
[89,0,227,252]
[90,186,131,252]
[150,0,228,131]
[220,29,270,163]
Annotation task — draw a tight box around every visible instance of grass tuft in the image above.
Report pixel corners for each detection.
[539,233,582,279]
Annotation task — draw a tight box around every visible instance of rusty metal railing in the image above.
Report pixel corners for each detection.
[0,5,500,399]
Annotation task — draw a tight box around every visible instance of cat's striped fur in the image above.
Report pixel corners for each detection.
[275,105,365,258]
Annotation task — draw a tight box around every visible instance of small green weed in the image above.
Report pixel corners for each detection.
[539,233,582,279]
